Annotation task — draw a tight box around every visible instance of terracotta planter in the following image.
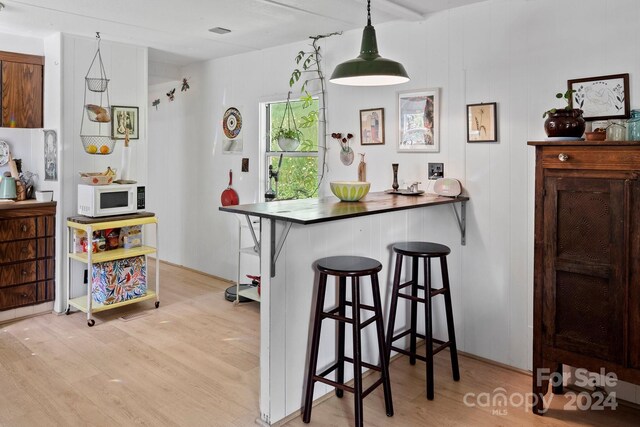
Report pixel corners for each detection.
[544,109,585,138]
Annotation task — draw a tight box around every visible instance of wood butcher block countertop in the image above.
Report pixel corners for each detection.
[0,200,56,210]
[219,191,468,225]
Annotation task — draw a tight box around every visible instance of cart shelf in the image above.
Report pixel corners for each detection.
[69,246,157,263]
[69,291,157,313]
[238,286,259,302]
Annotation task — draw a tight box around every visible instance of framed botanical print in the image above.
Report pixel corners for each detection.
[398,89,439,152]
[111,106,139,139]
[360,108,384,145]
[568,73,630,120]
[467,102,497,142]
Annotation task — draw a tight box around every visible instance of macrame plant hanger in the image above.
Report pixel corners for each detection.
[80,32,115,155]
[276,91,301,151]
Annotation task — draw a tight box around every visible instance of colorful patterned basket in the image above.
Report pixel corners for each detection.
[91,256,147,305]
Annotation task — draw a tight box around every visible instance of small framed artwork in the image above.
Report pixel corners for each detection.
[111,106,139,139]
[398,88,439,152]
[360,108,385,145]
[467,102,497,142]
[43,129,58,181]
[568,73,630,120]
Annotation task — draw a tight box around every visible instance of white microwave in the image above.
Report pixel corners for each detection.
[78,184,145,217]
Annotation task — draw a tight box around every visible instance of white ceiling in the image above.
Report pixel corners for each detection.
[0,0,487,66]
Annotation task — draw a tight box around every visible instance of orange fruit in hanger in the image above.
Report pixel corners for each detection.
[86,145,98,154]
[99,145,110,154]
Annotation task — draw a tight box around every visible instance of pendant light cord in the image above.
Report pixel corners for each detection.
[367,0,371,25]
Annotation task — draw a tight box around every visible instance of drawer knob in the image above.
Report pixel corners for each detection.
[558,153,569,162]
[21,293,28,298]
[21,224,28,232]
[21,246,28,253]
[21,270,27,276]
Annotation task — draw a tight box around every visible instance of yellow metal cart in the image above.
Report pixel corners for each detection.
[66,212,160,326]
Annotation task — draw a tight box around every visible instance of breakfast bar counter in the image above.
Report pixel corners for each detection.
[220,191,468,225]
[220,192,468,425]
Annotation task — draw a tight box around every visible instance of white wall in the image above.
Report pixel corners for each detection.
[0,31,43,55]
[60,34,148,311]
[147,0,640,382]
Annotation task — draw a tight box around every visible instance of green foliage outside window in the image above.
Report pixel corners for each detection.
[268,98,319,200]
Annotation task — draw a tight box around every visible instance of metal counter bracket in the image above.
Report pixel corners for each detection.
[270,219,292,277]
[452,201,466,246]
[245,215,260,253]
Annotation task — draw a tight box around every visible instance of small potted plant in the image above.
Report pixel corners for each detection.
[543,89,585,138]
[273,127,303,151]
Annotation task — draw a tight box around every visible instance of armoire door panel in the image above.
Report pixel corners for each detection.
[543,176,626,364]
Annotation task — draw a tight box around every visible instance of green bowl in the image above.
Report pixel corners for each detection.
[330,181,370,202]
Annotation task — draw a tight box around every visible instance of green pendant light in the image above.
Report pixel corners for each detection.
[330,0,410,86]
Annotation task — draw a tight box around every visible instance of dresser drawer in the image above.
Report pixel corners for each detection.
[0,237,55,264]
[0,261,36,287]
[0,218,36,242]
[0,260,53,288]
[542,146,640,170]
[0,240,36,263]
[0,284,36,310]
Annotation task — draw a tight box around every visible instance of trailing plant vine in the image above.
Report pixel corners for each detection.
[284,31,341,198]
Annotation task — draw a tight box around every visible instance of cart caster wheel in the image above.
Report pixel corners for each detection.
[65,307,71,315]
[155,301,160,308]
[87,319,95,327]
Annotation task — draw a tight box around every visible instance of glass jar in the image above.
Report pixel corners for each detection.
[607,119,627,141]
[627,110,640,141]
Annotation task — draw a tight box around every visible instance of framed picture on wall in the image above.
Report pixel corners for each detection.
[398,88,439,153]
[467,102,497,142]
[568,73,630,120]
[360,108,385,145]
[111,106,139,139]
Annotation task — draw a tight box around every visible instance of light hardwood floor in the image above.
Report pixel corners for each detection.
[1,262,639,426]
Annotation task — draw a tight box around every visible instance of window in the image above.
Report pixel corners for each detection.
[263,97,319,200]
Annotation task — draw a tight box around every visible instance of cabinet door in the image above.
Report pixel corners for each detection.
[543,176,626,364]
[1,61,43,128]
[629,181,640,369]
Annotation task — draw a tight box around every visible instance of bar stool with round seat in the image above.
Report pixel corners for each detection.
[386,242,460,400]
[303,256,393,427]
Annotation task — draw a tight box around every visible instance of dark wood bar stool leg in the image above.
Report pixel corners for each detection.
[371,273,394,417]
[351,276,364,427]
[440,256,460,382]
[336,276,347,398]
[386,253,403,362]
[424,257,435,400]
[302,272,328,423]
[410,256,419,365]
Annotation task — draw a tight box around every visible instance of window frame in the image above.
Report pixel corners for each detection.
[260,97,320,202]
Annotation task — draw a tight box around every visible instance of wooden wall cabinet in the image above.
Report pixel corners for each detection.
[529,140,640,414]
[0,50,44,128]
[0,202,56,311]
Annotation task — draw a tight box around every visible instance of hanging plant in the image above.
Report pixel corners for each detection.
[272,92,303,151]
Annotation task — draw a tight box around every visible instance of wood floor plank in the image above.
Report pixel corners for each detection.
[1,261,639,426]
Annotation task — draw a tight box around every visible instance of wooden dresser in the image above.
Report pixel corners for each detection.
[529,140,640,413]
[0,201,56,310]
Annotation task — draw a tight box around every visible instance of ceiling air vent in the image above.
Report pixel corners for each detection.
[209,27,231,35]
